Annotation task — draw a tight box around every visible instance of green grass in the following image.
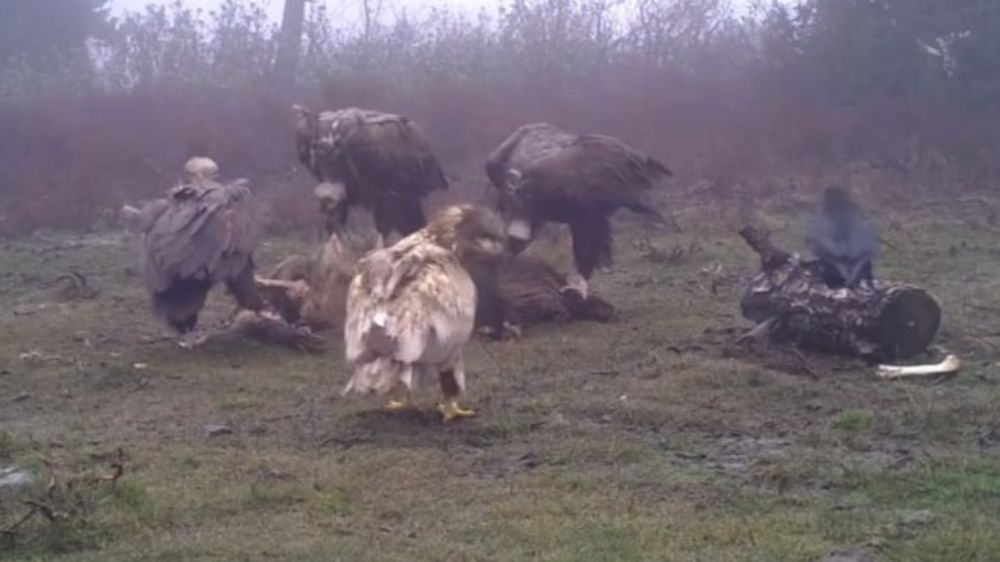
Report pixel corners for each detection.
[2,194,1000,560]
[832,409,875,432]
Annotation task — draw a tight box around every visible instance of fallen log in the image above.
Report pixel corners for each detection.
[738,225,941,360]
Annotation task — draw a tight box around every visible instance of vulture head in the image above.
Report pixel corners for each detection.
[183,156,219,181]
[423,204,508,262]
[314,182,348,236]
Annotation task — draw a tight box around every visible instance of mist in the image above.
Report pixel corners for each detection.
[1,0,999,235]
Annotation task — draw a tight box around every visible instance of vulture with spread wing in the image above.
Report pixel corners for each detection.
[294,105,448,242]
[485,123,672,298]
[342,205,506,421]
[138,157,263,348]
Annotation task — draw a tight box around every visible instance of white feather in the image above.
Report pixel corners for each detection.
[342,234,476,396]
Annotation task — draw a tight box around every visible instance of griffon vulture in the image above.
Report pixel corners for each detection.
[806,186,878,289]
[294,105,448,243]
[485,123,672,298]
[342,205,506,421]
[138,157,263,348]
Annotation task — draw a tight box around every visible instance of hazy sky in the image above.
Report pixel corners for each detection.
[111,0,496,22]
[111,0,754,23]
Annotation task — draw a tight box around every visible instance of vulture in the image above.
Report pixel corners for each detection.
[806,186,878,289]
[342,205,507,421]
[485,122,672,299]
[294,105,449,243]
[137,157,263,348]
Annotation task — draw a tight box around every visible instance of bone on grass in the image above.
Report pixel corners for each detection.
[877,354,961,380]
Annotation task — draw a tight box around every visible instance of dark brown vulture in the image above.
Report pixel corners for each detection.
[294,105,449,242]
[485,123,672,298]
[138,157,263,348]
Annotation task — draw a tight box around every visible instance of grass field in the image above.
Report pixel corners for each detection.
[1,190,999,561]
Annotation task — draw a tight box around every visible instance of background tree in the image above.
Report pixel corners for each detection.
[0,0,109,66]
[274,0,309,90]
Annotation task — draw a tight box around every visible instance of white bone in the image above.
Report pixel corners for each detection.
[877,354,961,379]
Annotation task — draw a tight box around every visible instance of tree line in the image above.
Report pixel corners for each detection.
[0,0,998,234]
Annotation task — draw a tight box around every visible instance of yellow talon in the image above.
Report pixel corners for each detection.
[384,399,412,412]
[436,400,476,422]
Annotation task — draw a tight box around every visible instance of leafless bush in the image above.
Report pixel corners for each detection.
[0,0,998,236]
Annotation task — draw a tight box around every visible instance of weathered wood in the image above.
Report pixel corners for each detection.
[738,226,940,360]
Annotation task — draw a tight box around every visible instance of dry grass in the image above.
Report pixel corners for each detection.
[1,191,1000,561]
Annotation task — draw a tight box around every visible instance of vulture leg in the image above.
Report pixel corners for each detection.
[567,210,612,299]
[384,387,416,412]
[322,203,349,238]
[225,263,264,313]
[563,272,589,301]
[436,356,474,422]
[374,197,426,240]
[178,330,209,349]
[154,279,212,347]
[466,257,508,341]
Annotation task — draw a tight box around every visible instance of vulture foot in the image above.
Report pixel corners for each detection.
[384,399,414,412]
[501,321,523,341]
[178,331,209,349]
[561,272,589,300]
[436,400,476,422]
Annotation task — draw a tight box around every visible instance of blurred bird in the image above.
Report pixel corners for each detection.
[137,157,263,348]
[342,205,506,421]
[485,123,672,300]
[294,105,448,244]
[806,186,878,289]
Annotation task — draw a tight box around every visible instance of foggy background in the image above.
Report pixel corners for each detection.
[1,0,998,236]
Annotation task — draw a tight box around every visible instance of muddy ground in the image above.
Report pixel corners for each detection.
[1,189,999,561]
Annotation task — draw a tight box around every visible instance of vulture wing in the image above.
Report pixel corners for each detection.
[341,110,448,197]
[485,123,576,191]
[301,107,447,197]
[344,242,476,366]
[518,134,672,210]
[141,180,259,295]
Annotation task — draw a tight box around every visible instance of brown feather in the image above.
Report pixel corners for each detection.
[294,106,448,238]
[139,175,261,332]
[485,123,672,279]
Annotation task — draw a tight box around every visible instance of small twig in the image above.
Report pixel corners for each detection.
[1,506,38,536]
[784,346,819,380]
[737,316,779,344]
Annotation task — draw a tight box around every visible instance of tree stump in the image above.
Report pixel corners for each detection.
[738,226,941,360]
